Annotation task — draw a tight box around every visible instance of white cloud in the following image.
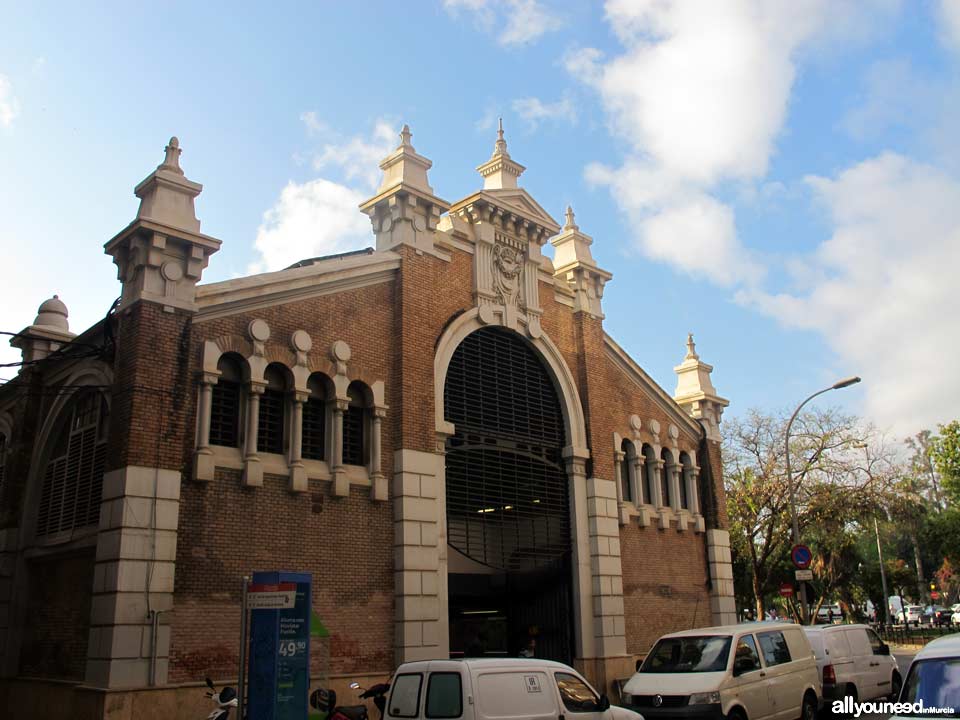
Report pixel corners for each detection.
[939,0,960,52]
[443,0,563,46]
[249,120,398,273]
[739,153,960,435]
[249,179,371,274]
[0,74,20,128]
[568,0,899,288]
[512,94,577,129]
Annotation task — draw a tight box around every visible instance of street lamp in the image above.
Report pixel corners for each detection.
[785,376,862,624]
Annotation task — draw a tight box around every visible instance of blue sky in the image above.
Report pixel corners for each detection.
[1,1,959,439]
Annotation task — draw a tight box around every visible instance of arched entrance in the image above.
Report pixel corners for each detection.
[443,326,573,662]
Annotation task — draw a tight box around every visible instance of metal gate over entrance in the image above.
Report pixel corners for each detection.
[443,326,573,663]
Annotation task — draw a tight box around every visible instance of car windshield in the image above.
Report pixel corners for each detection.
[640,636,732,673]
[902,657,960,716]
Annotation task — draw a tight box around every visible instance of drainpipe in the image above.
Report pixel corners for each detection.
[150,609,165,686]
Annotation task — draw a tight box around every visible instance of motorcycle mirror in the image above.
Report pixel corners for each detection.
[206,677,215,690]
[350,682,361,690]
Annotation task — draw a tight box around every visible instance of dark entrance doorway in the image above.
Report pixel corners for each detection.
[444,326,573,663]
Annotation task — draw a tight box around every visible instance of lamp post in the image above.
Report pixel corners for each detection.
[785,376,861,624]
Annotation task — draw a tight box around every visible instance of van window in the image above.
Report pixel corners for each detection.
[826,631,851,659]
[757,631,792,667]
[390,673,423,718]
[555,673,601,712]
[426,673,462,719]
[846,628,872,657]
[733,635,762,675]
[640,636,732,673]
[865,629,884,655]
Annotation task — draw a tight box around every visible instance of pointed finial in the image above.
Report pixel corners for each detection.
[685,333,699,360]
[564,205,579,231]
[160,136,184,175]
[399,124,413,149]
[493,117,509,158]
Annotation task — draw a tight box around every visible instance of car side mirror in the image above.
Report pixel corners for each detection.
[879,643,890,655]
[598,694,610,712]
[733,658,754,677]
[205,677,215,690]
[635,659,643,672]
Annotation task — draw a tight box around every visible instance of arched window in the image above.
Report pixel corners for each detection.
[210,354,244,448]
[660,447,673,509]
[620,439,636,503]
[302,373,329,461]
[678,451,691,509]
[642,444,657,507]
[36,390,108,537]
[258,363,289,455]
[343,381,370,466]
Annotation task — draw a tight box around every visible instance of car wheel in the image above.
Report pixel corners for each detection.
[890,673,902,701]
[800,693,817,720]
[727,707,747,720]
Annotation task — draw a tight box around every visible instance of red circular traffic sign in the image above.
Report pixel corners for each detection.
[791,544,812,570]
[779,582,794,598]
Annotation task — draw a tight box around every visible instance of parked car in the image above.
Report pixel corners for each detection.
[923,605,951,626]
[897,605,923,625]
[384,658,643,720]
[621,623,819,720]
[803,623,901,704]
[892,632,960,718]
[951,604,960,626]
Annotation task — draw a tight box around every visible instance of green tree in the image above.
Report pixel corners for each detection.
[931,420,960,506]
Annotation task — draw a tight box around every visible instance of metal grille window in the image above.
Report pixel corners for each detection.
[257,364,287,455]
[660,448,672,508]
[210,354,243,448]
[36,391,108,537]
[343,381,369,466]
[678,452,690,509]
[620,439,635,503]
[302,374,327,461]
[444,327,569,572]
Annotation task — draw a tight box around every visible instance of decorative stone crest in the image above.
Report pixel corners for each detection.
[492,240,524,308]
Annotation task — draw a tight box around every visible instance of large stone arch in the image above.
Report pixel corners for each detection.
[431,309,595,661]
[433,308,588,455]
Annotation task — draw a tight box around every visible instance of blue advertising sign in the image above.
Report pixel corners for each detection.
[248,571,312,720]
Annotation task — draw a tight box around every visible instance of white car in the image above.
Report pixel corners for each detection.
[892,632,960,718]
[803,624,901,703]
[950,603,960,626]
[622,623,819,720]
[898,605,923,625]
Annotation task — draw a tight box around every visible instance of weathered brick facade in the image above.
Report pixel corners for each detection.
[0,130,735,719]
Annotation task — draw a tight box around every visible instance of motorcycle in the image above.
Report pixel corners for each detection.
[310,681,391,720]
[204,677,238,720]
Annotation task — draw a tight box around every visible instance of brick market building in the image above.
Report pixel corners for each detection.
[0,126,735,718]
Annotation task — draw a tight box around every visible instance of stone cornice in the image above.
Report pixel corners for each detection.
[194,251,401,322]
[603,333,701,437]
[449,191,560,241]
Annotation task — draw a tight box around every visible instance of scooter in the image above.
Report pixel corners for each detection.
[310,681,390,720]
[204,677,238,720]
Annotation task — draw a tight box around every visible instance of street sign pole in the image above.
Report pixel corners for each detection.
[238,575,250,720]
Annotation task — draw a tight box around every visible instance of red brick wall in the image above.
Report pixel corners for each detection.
[619,526,711,657]
[18,551,95,679]
[170,471,393,681]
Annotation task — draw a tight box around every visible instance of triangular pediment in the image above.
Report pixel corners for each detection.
[482,188,560,234]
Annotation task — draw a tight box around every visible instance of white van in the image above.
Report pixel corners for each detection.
[803,624,901,703]
[621,623,819,720]
[386,658,643,720]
